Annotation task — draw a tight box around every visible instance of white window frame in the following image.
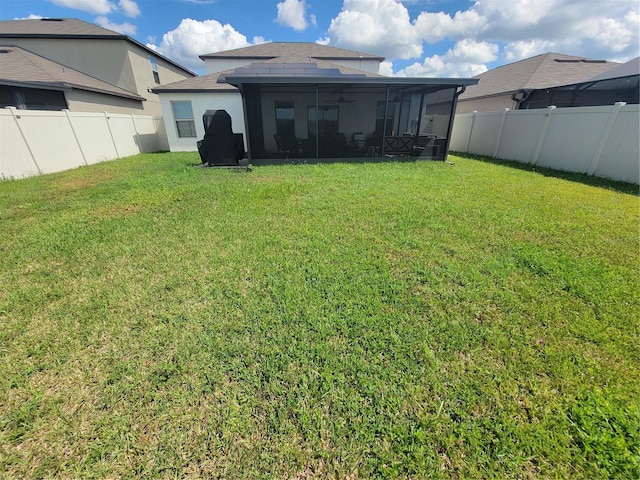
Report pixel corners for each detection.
[171,100,196,138]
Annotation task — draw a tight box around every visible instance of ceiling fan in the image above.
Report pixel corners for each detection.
[327,94,357,104]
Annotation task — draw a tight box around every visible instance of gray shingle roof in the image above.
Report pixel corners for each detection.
[151,71,237,93]
[0,46,145,100]
[460,52,621,100]
[152,56,384,93]
[586,56,639,82]
[0,18,123,38]
[200,42,384,61]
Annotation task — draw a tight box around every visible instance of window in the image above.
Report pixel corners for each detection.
[0,85,67,110]
[150,57,160,84]
[275,101,295,137]
[376,101,395,134]
[171,101,196,138]
[307,106,338,137]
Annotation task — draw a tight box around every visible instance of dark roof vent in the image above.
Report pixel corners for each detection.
[0,49,12,53]
[40,18,64,22]
[554,58,607,64]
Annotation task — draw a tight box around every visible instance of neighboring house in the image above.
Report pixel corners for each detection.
[457,53,621,114]
[0,46,145,112]
[0,18,195,115]
[153,42,477,164]
[518,56,639,109]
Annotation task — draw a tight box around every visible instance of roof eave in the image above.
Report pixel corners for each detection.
[0,79,72,91]
[220,75,478,87]
[151,86,238,94]
[199,54,276,61]
[0,79,145,101]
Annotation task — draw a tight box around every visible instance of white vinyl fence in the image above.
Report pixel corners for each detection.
[0,108,169,179]
[451,103,639,184]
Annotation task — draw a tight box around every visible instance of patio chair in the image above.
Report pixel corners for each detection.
[274,133,298,157]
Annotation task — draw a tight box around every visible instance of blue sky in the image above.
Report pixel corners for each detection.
[1,0,638,76]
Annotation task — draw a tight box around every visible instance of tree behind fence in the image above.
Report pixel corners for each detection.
[0,108,169,179]
[451,103,639,184]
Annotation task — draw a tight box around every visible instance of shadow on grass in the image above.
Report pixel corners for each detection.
[453,152,639,196]
[184,155,429,171]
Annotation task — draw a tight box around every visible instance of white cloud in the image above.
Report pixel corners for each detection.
[94,16,137,35]
[276,0,308,31]
[14,14,45,20]
[378,60,396,76]
[149,18,256,71]
[118,0,140,18]
[400,54,488,78]
[502,40,555,62]
[325,0,422,59]
[47,0,114,15]
[445,39,499,64]
[46,0,140,17]
[388,40,496,78]
[323,0,639,77]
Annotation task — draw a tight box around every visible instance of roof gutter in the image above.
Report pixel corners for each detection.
[441,85,468,161]
[0,79,145,101]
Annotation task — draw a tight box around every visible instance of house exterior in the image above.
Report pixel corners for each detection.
[0,18,195,115]
[457,53,621,114]
[153,42,477,163]
[0,45,146,112]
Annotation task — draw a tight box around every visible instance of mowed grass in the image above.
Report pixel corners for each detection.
[1,152,638,479]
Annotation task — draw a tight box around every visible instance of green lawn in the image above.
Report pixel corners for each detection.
[1,153,638,479]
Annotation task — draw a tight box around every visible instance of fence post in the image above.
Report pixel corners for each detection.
[104,112,120,158]
[7,107,41,174]
[64,109,88,165]
[531,105,556,165]
[465,111,477,153]
[493,108,509,158]
[587,102,626,176]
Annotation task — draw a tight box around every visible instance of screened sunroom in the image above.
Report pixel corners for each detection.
[220,64,477,164]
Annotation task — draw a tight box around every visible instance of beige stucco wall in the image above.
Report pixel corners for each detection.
[204,58,256,75]
[1,38,134,91]
[203,58,381,75]
[127,44,197,115]
[322,58,381,74]
[456,94,517,114]
[65,90,145,114]
[158,91,245,152]
[1,37,194,115]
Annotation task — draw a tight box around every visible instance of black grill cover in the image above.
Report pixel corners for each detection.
[197,110,243,166]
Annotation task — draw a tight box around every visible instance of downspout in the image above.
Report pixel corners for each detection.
[315,84,319,160]
[413,90,426,146]
[396,93,404,135]
[237,83,253,163]
[443,85,466,161]
[381,85,390,156]
[512,89,532,110]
